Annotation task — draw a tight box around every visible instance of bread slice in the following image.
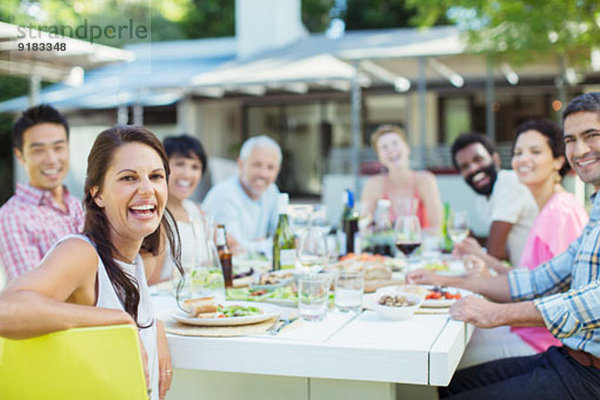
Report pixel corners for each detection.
[182,297,219,316]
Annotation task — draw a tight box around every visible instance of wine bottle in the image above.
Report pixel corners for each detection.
[273,193,296,270]
[216,224,233,288]
[341,189,359,255]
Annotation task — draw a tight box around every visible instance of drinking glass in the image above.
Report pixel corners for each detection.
[334,270,364,312]
[289,205,311,238]
[394,197,418,217]
[310,205,331,236]
[188,233,226,304]
[298,273,331,321]
[172,213,215,298]
[448,210,470,244]
[297,227,329,274]
[394,215,422,257]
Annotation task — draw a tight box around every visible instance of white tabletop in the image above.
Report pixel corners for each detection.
[154,295,472,386]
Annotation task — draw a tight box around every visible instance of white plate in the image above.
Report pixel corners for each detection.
[421,286,472,308]
[172,302,280,326]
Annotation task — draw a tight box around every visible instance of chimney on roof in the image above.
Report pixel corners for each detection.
[235,0,308,59]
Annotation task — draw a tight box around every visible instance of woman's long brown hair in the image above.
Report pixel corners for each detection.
[84,125,182,327]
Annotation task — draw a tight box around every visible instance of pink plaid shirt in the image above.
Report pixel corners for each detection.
[0,183,84,281]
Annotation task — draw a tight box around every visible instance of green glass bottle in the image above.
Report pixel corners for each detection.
[273,193,296,270]
[441,202,454,253]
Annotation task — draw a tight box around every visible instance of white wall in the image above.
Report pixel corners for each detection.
[236,0,307,58]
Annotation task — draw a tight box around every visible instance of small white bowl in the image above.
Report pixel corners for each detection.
[372,291,423,321]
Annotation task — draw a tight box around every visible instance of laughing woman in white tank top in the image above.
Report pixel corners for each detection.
[0,126,183,400]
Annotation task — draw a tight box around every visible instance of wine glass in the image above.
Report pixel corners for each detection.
[394,215,422,258]
[310,205,331,236]
[297,226,329,274]
[289,205,310,238]
[448,210,470,244]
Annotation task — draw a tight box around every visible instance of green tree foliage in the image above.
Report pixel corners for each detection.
[302,0,334,33]
[406,0,600,64]
[302,0,448,33]
[345,0,421,31]
[178,0,235,38]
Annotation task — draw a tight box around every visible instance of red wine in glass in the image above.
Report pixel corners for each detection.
[395,241,421,256]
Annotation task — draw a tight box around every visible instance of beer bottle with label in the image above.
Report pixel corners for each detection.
[216,224,233,288]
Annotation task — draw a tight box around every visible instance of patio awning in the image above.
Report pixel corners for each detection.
[0,21,135,82]
[0,37,236,112]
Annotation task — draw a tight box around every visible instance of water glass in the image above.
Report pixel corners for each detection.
[298,273,331,322]
[334,270,364,312]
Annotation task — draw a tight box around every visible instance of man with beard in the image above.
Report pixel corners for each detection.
[450,133,538,266]
[203,135,281,255]
[0,104,84,281]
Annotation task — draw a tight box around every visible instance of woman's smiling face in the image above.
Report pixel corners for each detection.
[376,132,410,169]
[92,142,168,244]
[167,153,203,201]
[512,129,563,188]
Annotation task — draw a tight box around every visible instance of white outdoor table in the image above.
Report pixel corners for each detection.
[153,295,474,400]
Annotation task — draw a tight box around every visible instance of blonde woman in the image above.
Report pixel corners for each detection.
[361,124,443,229]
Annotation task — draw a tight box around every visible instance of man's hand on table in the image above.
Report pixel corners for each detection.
[449,296,505,328]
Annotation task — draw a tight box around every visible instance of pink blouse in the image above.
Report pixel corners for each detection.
[512,192,588,353]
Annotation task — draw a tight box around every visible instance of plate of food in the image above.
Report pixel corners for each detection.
[422,286,469,308]
[250,270,294,290]
[375,284,470,308]
[372,291,423,320]
[174,298,279,326]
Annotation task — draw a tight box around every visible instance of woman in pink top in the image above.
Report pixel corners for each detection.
[508,119,588,353]
[408,119,588,366]
[360,125,443,230]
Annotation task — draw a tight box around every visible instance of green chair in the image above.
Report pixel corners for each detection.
[0,324,148,400]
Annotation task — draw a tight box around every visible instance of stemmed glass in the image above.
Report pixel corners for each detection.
[448,210,470,244]
[289,205,311,238]
[297,226,329,274]
[394,215,422,259]
[309,205,331,236]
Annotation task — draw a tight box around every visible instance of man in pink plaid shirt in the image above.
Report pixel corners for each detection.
[0,105,84,281]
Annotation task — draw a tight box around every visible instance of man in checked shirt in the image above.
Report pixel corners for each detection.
[0,104,84,281]
[408,92,600,399]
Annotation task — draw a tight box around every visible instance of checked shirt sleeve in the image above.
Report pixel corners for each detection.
[533,281,600,339]
[508,238,579,301]
[0,210,42,280]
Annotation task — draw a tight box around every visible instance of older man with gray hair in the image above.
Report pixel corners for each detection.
[203,135,282,254]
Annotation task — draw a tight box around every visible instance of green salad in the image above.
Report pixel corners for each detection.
[218,305,262,317]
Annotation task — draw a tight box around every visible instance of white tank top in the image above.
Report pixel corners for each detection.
[54,234,159,399]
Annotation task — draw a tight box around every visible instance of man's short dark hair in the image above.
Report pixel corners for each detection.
[450,132,497,170]
[163,134,208,174]
[562,92,600,123]
[13,104,69,150]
